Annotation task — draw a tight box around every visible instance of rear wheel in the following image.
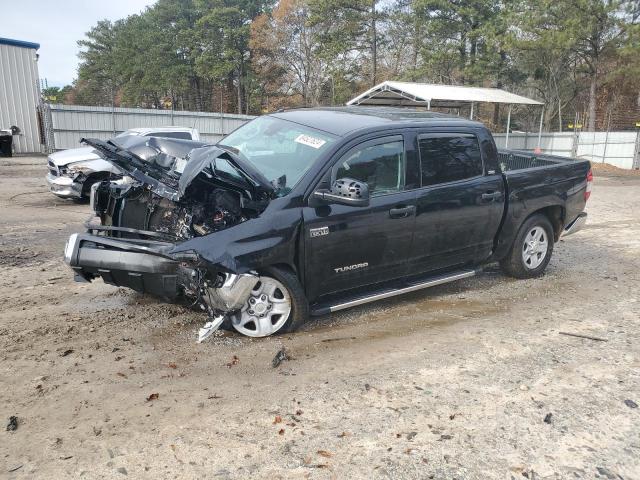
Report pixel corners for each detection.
[230,267,308,337]
[500,214,554,279]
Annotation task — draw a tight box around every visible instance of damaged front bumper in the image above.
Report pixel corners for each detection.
[64,232,183,299]
[46,173,83,199]
[64,232,258,340]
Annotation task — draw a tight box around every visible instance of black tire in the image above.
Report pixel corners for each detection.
[500,214,554,279]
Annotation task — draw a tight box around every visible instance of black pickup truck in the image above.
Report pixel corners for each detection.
[63,107,591,340]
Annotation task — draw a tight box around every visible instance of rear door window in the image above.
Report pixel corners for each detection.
[418,133,483,186]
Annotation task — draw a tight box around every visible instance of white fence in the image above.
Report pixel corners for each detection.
[41,104,640,169]
[44,104,255,151]
[494,131,640,170]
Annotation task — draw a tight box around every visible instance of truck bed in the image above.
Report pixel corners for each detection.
[491,148,591,262]
[498,149,579,172]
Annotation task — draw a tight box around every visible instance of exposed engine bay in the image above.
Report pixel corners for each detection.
[93,180,261,241]
[84,135,274,241]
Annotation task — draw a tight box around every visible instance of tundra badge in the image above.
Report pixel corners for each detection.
[310,226,329,238]
[334,262,369,273]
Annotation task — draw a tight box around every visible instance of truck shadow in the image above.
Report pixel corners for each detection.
[301,230,633,336]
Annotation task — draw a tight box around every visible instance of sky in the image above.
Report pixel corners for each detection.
[0,0,155,87]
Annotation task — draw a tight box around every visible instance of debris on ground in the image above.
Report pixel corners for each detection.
[321,336,356,343]
[6,416,18,431]
[146,393,159,402]
[596,466,620,479]
[59,349,74,357]
[544,413,553,424]
[197,315,225,343]
[273,415,282,424]
[7,465,23,473]
[558,331,607,342]
[317,450,333,457]
[272,347,290,368]
[624,399,638,409]
[226,355,239,368]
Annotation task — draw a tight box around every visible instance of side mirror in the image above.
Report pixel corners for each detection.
[313,178,370,207]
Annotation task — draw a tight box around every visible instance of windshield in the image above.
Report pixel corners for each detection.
[219,116,337,195]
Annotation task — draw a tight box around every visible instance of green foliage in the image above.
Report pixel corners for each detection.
[70,0,638,123]
[42,86,73,104]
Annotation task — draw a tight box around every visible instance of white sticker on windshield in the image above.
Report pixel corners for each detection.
[295,134,326,149]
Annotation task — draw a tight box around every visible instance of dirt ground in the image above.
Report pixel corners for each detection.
[1,156,639,480]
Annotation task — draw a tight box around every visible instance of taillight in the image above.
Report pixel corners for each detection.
[585,168,593,202]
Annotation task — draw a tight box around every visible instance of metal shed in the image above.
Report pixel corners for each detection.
[347,81,545,149]
[0,37,42,154]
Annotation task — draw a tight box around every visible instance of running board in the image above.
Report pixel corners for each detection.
[311,269,477,315]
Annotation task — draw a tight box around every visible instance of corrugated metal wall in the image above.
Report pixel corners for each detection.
[493,133,576,157]
[0,43,41,153]
[49,104,255,150]
[42,103,640,169]
[494,131,640,169]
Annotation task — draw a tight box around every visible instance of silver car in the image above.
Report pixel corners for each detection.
[46,127,200,199]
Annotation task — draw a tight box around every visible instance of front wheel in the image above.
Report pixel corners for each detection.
[230,267,308,337]
[500,214,554,279]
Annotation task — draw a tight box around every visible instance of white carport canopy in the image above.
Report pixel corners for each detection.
[347,81,545,148]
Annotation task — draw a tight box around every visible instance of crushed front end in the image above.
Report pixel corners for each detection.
[64,136,275,340]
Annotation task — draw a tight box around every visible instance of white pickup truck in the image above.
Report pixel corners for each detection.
[46,127,201,199]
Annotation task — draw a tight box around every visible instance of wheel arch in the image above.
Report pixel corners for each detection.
[528,205,565,242]
[263,262,299,277]
[492,203,565,262]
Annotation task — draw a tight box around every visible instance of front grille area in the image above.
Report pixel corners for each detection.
[47,159,58,177]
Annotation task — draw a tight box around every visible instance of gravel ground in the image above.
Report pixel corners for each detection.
[1,156,639,480]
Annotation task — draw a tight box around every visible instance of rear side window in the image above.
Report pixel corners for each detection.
[418,134,483,186]
[147,131,193,140]
[334,139,405,197]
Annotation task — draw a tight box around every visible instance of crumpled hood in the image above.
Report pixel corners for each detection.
[48,147,100,166]
[81,136,274,202]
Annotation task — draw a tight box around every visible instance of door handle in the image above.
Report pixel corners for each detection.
[389,205,416,219]
[481,191,501,201]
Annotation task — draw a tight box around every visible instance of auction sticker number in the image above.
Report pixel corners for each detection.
[295,134,326,149]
